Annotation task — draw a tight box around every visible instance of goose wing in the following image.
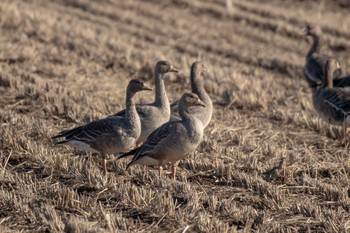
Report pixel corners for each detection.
[129,121,179,163]
[333,75,350,88]
[321,88,350,115]
[53,117,124,143]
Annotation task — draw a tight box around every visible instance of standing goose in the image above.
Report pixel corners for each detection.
[112,61,179,144]
[303,24,346,89]
[170,61,213,128]
[312,58,350,143]
[303,24,329,89]
[52,79,152,174]
[120,93,205,180]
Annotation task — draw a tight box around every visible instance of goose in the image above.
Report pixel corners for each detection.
[112,61,179,144]
[119,93,205,180]
[170,61,213,128]
[312,58,350,143]
[303,24,347,90]
[52,79,152,174]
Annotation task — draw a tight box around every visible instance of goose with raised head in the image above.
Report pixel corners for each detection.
[170,61,213,128]
[112,61,179,144]
[312,58,350,143]
[52,79,152,174]
[303,24,346,90]
[303,24,329,89]
[120,93,205,180]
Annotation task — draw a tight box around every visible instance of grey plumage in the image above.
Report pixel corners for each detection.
[303,24,345,90]
[303,25,330,89]
[170,61,213,128]
[123,93,205,180]
[52,79,152,174]
[112,61,179,144]
[312,58,350,142]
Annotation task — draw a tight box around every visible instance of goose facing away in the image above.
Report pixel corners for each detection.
[122,92,205,180]
[112,61,179,144]
[52,79,152,174]
[312,58,350,142]
[170,61,213,128]
[303,24,343,90]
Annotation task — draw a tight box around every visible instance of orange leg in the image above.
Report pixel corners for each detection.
[342,120,348,145]
[102,158,107,175]
[171,164,177,180]
[159,165,163,177]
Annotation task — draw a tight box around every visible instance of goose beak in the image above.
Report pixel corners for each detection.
[336,62,341,69]
[196,99,206,107]
[169,66,180,73]
[300,27,308,36]
[143,84,152,91]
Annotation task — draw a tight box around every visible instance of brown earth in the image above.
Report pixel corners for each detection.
[1,0,350,232]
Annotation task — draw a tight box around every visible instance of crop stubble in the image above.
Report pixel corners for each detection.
[1,0,350,232]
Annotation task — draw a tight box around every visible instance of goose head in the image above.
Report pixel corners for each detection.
[127,79,152,93]
[179,93,205,110]
[155,61,179,78]
[303,24,322,37]
[191,61,207,81]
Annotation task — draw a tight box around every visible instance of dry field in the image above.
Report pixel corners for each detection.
[1,0,350,232]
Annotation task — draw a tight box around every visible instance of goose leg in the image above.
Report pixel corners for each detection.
[101,157,107,175]
[171,164,177,180]
[342,120,348,145]
[329,125,337,139]
[159,165,163,177]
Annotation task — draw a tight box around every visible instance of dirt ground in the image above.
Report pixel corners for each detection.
[1,0,350,232]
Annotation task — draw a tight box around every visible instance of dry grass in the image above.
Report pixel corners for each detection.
[1,0,350,232]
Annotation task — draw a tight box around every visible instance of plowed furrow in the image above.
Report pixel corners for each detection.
[52,0,303,78]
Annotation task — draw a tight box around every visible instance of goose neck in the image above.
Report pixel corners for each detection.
[125,91,138,120]
[323,66,334,89]
[155,73,169,107]
[179,107,193,121]
[307,34,321,59]
[191,74,205,95]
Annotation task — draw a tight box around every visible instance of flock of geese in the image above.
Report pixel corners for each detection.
[303,25,350,144]
[52,61,212,179]
[52,24,349,180]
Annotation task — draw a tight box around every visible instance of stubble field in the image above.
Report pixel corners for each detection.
[1,0,350,232]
